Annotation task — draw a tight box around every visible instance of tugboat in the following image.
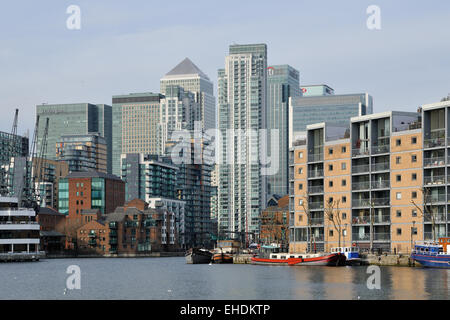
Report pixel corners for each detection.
[410,238,450,268]
[330,246,362,266]
[212,240,240,264]
[212,248,233,264]
[185,248,213,264]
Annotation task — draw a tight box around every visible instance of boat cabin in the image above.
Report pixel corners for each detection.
[438,238,450,253]
[413,241,446,256]
[331,247,360,260]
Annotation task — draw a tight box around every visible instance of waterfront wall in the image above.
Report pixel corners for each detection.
[44,251,184,259]
[362,253,416,267]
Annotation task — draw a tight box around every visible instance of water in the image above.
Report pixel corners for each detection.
[0,257,449,300]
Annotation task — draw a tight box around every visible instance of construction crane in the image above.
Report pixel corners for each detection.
[28,115,40,208]
[1,109,19,197]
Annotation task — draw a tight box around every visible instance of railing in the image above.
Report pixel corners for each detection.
[352,164,370,174]
[424,232,447,240]
[309,202,324,210]
[424,157,446,167]
[352,181,370,191]
[352,215,390,224]
[308,169,324,178]
[309,217,324,225]
[371,162,389,172]
[373,233,390,241]
[308,185,324,194]
[425,195,446,203]
[0,221,38,225]
[424,137,445,149]
[352,148,370,157]
[352,199,371,207]
[424,175,446,185]
[371,143,390,155]
[353,233,370,241]
[371,180,390,189]
[309,153,323,162]
[372,198,390,206]
[424,213,447,222]
[310,235,324,242]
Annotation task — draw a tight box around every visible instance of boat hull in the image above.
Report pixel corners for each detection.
[411,253,450,268]
[250,257,290,266]
[185,249,212,264]
[212,253,233,264]
[288,253,344,266]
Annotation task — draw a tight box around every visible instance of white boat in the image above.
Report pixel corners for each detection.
[330,246,362,265]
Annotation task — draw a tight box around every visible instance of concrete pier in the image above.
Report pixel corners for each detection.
[0,252,45,262]
[233,254,253,264]
[361,253,416,267]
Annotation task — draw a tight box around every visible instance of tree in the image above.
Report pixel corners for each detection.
[411,187,438,242]
[324,199,344,248]
[300,192,313,253]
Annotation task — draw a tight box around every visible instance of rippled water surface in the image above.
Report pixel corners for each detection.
[0,257,449,299]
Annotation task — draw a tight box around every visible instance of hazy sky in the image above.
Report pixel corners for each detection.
[1,0,449,136]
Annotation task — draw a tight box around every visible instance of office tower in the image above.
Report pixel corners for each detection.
[267,65,300,197]
[0,130,29,166]
[289,91,373,147]
[159,86,199,154]
[56,133,107,173]
[35,103,112,173]
[111,93,164,176]
[288,104,448,254]
[300,84,334,97]
[217,43,267,243]
[161,58,216,130]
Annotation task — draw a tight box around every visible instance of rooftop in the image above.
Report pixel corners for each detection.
[163,58,210,80]
[64,170,123,181]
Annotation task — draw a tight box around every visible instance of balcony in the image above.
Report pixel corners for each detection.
[371,180,390,190]
[352,148,370,157]
[424,133,445,149]
[308,169,324,179]
[309,217,324,225]
[308,185,324,194]
[371,143,390,155]
[424,213,447,222]
[310,234,324,242]
[424,157,445,167]
[352,181,370,191]
[425,194,446,203]
[424,175,446,186]
[353,233,370,241]
[373,233,390,241]
[371,162,389,172]
[352,164,369,174]
[352,215,390,224]
[372,198,390,206]
[352,199,370,208]
[309,202,324,210]
[309,153,323,163]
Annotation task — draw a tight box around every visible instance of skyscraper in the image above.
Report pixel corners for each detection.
[160,58,216,130]
[111,93,163,176]
[35,103,112,173]
[217,43,267,243]
[267,65,300,197]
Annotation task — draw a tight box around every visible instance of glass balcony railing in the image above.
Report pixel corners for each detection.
[352,233,370,241]
[373,233,391,241]
[352,148,370,157]
[424,175,446,185]
[425,195,446,203]
[309,217,324,225]
[372,198,390,206]
[371,143,390,155]
[352,164,370,174]
[308,169,324,178]
[309,153,323,162]
[352,215,390,224]
[309,202,324,210]
[424,157,446,167]
[352,181,370,191]
[310,234,324,242]
[424,130,445,148]
[371,180,390,189]
[352,199,371,207]
[308,185,324,194]
[371,162,389,172]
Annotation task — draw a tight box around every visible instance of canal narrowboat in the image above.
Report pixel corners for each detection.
[330,246,362,266]
[185,248,213,264]
[410,238,450,268]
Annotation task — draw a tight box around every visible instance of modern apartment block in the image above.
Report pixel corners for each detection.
[35,103,112,173]
[111,93,164,176]
[289,101,450,254]
[267,65,300,197]
[300,84,334,97]
[160,58,216,130]
[33,158,69,209]
[289,92,373,147]
[0,130,29,166]
[56,134,107,173]
[217,43,267,243]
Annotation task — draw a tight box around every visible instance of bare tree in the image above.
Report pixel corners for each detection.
[324,199,344,248]
[300,192,313,253]
[369,200,375,253]
[411,187,438,242]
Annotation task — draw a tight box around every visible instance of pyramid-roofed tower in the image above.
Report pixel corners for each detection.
[163,58,210,80]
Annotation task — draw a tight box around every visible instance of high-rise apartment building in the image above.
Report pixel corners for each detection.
[35,103,112,173]
[267,65,300,197]
[160,58,216,130]
[288,101,450,254]
[111,93,164,176]
[289,92,373,147]
[217,43,267,243]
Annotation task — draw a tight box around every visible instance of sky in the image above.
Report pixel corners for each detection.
[1,0,449,137]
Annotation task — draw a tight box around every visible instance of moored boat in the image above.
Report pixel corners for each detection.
[212,251,233,264]
[410,238,450,268]
[185,248,213,264]
[331,246,362,266]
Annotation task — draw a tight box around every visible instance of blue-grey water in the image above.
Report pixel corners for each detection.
[0,257,449,300]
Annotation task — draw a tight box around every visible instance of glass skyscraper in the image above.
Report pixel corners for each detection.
[35,103,112,173]
[289,92,373,146]
[267,65,300,197]
[217,43,267,243]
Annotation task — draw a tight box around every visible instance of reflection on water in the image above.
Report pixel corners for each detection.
[0,258,448,300]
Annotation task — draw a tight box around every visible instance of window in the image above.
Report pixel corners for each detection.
[412,173,417,181]
[329,181,333,187]
[397,228,402,235]
[299,215,303,221]
[396,192,402,200]
[412,227,418,235]
[396,156,401,164]
[412,191,417,199]
[411,155,417,163]
[342,196,347,203]
[341,162,347,170]
[329,230,334,237]
[329,148,333,155]
[298,184,303,190]
[396,139,401,146]
[342,212,347,220]
[412,137,417,144]
[298,168,303,174]
[341,146,346,153]
[396,210,402,217]
[329,164,333,171]
[298,152,303,159]
[328,197,334,203]
[412,209,417,217]
[299,199,303,205]
[396,175,401,182]
[341,179,346,186]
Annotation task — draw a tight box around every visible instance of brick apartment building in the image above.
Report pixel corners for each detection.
[260,195,290,249]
